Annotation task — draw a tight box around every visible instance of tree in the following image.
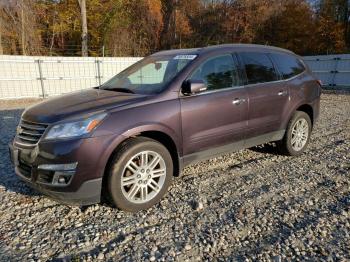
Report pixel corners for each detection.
[0,0,348,56]
[20,0,25,55]
[104,0,163,56]
[315,0,347,54]
[256,0,317,55]
[0,11,3,55]
[78,0,88,56]
[0,0,42,55]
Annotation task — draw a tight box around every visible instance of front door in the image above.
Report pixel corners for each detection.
[180,54,248,157]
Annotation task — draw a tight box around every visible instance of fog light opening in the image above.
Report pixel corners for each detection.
[52,171,74,185]
[58,176,66,184]
[37,163,77,186]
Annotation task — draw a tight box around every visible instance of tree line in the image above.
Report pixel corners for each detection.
[0,0,349,57]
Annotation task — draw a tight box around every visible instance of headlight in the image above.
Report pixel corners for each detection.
[44,113,107,140]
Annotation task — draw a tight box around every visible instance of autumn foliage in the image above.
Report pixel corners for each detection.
[0,0,349,56]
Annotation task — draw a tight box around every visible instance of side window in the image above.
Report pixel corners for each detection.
[190,54,240,90]
[240,52,278,84]
[270,53,305,79]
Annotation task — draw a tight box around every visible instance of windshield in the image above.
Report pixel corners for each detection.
[100,54,197,95]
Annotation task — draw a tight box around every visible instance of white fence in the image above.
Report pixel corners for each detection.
[303,54,350,89]
[0,54,349,99]
[0,55,142,99]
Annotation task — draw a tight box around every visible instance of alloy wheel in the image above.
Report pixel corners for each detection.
[291,118,309,151]
[121,150,166,204]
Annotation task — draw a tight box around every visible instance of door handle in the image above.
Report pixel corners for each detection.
[232,98,246,105]
[278,90,288,96]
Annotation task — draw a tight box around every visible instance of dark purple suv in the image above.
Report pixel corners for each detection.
[9,44,321,212]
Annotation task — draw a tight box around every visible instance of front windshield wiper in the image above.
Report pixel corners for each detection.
[102,87,135,94]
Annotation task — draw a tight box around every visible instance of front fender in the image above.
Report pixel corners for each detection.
[121,122,181,150]
[95,123,182,179]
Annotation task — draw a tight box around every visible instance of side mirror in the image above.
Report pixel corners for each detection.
[181,80,207,95]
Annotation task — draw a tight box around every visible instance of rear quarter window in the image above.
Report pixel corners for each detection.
[270,53,305,79]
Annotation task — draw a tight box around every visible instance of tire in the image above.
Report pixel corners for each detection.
[277,111,312,156]
[107,137,173,212]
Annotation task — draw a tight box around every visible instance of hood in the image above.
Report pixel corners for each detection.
[22,89,148,124]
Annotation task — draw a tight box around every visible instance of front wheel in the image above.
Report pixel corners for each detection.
[277,111,312,156]
[107,137,173,212]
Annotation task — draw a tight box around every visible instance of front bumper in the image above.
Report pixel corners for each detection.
[20,173,102,206]
[8,135,117,206]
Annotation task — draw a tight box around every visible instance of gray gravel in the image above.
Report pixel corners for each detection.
[0,93,349,261]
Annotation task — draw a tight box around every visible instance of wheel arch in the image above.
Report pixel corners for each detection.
[138,131,181,177]
[100,126,182,203]
[295,104,314,127]
[283,103,314,131]
[102,125,181,188]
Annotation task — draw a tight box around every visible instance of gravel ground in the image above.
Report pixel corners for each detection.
[0,93,349,261]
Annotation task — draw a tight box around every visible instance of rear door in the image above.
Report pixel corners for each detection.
[238,52,289,138]
[180,54,248,156]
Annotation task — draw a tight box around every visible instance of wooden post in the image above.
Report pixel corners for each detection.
[0,17,3,55]
[78,0,88,57]
[21,0,26,55]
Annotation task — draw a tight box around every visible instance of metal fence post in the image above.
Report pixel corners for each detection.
[96,59,102,86]
[330,57,340,88]
[36,59,46,98]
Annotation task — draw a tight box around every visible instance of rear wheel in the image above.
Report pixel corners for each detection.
[107,137,173,212]
[277,111,312,156]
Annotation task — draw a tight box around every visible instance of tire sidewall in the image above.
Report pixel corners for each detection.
[108,139,173,212]
[285,111,312,156]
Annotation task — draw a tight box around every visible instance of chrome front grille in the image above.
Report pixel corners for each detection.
[16,119,48,146]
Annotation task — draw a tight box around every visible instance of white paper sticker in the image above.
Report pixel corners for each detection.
[174,55,197,60]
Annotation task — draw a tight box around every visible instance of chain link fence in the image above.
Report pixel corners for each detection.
[303,54,350,90]
[0,56,142,99]
[0,54,349,99]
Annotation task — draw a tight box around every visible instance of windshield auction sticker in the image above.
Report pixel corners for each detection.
[174,55,197,60]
